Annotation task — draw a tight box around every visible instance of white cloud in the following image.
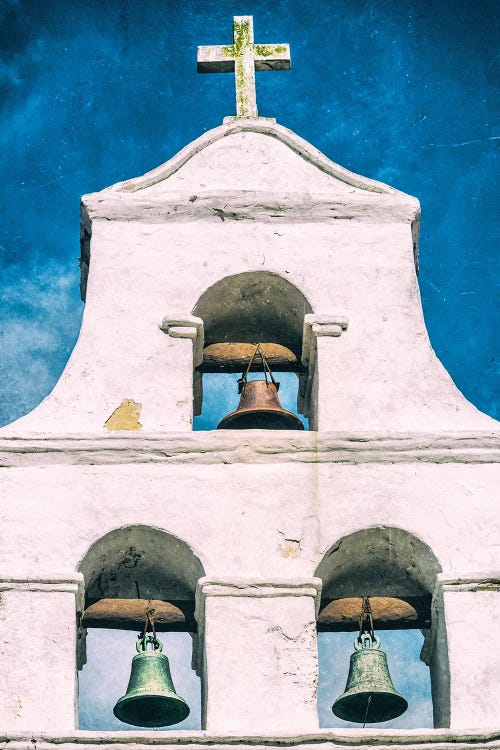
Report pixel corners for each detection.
[0,259,82,426]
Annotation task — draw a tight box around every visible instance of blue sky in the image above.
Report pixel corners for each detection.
[1,0,498,731]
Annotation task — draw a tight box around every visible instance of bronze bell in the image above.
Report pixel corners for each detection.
[217,379,304,430]
[113,635,190,728]
[332,634,408,724]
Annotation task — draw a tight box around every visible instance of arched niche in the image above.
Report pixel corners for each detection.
[77,525,206,730]
[316,526,441,600]
[79,525,204,607]
[315,526,449,729]
[193,272,312,427]
[193,271,313,358]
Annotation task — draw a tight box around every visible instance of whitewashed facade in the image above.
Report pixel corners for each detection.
[1,118,499,749]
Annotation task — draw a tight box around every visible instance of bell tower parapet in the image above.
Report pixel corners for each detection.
[0,11,498,747]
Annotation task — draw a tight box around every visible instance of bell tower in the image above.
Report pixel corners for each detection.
[1,13,499,750]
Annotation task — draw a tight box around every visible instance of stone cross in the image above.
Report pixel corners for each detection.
[197,16,291,119]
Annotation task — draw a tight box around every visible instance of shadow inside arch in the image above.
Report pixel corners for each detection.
[78,524,205,607]
[316,525,442,599]
[193,270,313,357]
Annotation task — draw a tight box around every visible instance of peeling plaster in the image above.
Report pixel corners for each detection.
[104,400,142,431]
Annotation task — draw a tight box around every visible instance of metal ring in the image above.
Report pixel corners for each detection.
[354,634,380,651]
[136,635,163,653]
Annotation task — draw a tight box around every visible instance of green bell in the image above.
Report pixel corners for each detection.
[332,634,408,724]
[113,635,190,728]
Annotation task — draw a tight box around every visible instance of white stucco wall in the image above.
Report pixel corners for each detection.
[0,581,80,731]
[1,455,499,580]
[1,439,499,733]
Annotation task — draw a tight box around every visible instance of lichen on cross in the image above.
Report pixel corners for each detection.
[197,16,291,119]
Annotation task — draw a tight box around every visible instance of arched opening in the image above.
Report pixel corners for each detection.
[192,271,312,430]
[315,526,449,729]
[77,525,205,730]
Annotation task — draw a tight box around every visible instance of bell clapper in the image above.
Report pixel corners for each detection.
[362,695,372,729]
[331,596,408,724]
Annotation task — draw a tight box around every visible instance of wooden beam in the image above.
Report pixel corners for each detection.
[198,342,300,373]
[83,599,197,632]
[83,596,430,633]
[317,596,431,631]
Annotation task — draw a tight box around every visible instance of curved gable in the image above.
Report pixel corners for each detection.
[109,120,403,197]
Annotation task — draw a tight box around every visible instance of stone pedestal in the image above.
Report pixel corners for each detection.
[0,575,83,731]
[197,579,321,733]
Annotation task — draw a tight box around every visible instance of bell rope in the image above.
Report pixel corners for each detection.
[141,605,157,643]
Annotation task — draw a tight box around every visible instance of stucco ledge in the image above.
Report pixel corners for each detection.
[1,729,500,750]
[0,431,499,467]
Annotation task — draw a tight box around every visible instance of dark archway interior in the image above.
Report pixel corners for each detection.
[316,526,442,600]
[80,525,205,606]
[193,271,313,357]
[78,525,205,633]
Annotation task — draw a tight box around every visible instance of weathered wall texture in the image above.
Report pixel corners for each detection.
[1,440,498,737]
[0,120,498,747]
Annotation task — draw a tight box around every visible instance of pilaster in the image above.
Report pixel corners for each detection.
[195,578,322,733]
[160,315,204,425]
[299,314,349,428]
[0,574,84,731]
[429,573,500,729]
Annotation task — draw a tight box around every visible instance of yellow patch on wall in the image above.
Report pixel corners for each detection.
[104,399,142,430]
[278,539,301,558]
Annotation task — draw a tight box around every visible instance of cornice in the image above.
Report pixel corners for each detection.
[0,431,498,468]
[1,729,499,749]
